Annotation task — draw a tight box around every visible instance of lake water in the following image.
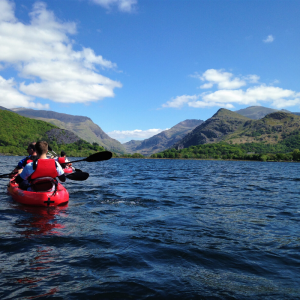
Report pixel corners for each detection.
[1,156,300,299]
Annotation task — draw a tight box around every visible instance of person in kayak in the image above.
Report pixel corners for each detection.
[57,151,72,169]
[12,142,38,175]
[15,141,66,191]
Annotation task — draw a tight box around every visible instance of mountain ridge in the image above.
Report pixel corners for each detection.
[123,119,203,156]
[173,108,300,150]
[10,108,126,154]
[173,109,250,149]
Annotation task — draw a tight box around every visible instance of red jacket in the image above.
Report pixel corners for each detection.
[30,159,59,180]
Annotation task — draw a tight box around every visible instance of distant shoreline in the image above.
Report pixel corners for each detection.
[1,153,295,163]
[116,157,295,163]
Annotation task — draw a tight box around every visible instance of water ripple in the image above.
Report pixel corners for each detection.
[1,157,300,299]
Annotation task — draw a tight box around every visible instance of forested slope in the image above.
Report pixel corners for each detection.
[0,110,105,156]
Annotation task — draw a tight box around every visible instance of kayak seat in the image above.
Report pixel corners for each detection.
[30,177,58,192]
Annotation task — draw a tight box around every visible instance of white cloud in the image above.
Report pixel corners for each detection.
[0,0,16,22]
[0,0,121,108]
[107,128,168,142]
[244,74,260,83]
[91,0,137,12]
[194,69,247,90]
[0,76,48,109]
[201,85,297,108]
[162,95,198,108]
[263,35,274,43]
[162,69,300,110]
[188,101,234,109]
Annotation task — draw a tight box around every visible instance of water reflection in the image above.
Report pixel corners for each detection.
[15,205,67,238]
[11,205,67,299]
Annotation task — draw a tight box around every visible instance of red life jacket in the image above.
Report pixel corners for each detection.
[58,157,66,166]
[21,155,37,167]
[30,159,59,180]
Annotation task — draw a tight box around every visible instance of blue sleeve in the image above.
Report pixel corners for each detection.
[20,163,34,180]
[17,157,27,168]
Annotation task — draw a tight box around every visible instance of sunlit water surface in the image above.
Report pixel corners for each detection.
[1,156,300,299]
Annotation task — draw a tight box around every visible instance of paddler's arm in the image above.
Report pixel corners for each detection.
[58,174,66,182]
[55,161,66,182]
[15,174,24,184]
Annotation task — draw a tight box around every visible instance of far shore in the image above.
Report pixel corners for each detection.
[0,152,296,163]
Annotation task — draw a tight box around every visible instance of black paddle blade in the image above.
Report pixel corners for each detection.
[0,174,10,179]
[66,172,89,181]
[0,172,17,178]
[85,151,112,162]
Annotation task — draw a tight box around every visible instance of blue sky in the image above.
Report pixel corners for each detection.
[0,0,299,142]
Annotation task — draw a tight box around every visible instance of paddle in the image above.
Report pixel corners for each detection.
[61,151,112,165]
[48,145,58,156]
[0,151,112,179]
[0,172,17,179]
[66,172,89,181]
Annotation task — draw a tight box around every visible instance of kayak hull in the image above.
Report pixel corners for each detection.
[7,179,69,207]
[63,167,73,174]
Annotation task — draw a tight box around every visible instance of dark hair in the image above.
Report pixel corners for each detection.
[61,151,66,157]
[27,142,36,151]
[35,141,48,155]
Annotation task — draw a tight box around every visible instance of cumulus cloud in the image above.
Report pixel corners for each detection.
[192,69,261,90]
[194,69,247,90]
[91,0,137,12]
[107,128,168,142]
[0,76,48,109]
[162,69,300,110]
[162,95,198,108]
[263,35,274,43]
[0,0,121,108]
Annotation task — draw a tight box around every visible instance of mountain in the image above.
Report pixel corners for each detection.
[173,108,300,150]
[173,109,250,149]
[235,105,298,119]
[123,119,203,156]
[0,106,12,111]
[235,106,280,119]
[11,108,126,153]
[222,111,300,144]
[0,109,105,156]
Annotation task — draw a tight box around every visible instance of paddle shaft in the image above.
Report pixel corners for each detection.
[0,172,17,179]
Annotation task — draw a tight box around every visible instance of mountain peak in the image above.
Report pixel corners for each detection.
[263,111,295,121]
[213,108,250,119]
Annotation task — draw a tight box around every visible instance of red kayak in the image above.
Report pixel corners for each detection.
[63,167,73,174]
[7,176,69,207]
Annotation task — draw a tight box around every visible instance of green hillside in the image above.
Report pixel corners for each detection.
[153,111,300,161]
[223,111,300,144]
[173,109,250,149]
[12,108,126,154]
[0,110,105,156]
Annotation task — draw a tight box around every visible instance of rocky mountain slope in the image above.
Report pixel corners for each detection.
[11,108,126,153]
[235,105,299,119]
[123,119,203,156]
[235,106,280,119]
[223,111,300,144]
[173,109,250,149]
[173,109,300,150]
